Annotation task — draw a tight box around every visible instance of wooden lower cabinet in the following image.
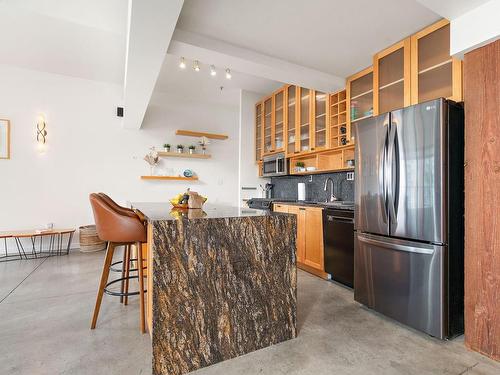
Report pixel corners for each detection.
[273,203,289,213]
[303,207,324,271]
[275,203,327,278]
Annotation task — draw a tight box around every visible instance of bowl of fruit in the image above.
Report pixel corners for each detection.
[169,189,208,209]
[170,192,190,209]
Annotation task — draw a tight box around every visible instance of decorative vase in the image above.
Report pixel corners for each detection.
[189,149,194,154]
[177,148,183,153]
[150,165,155,175]
[201,147,206,155]
[164,147,170,152]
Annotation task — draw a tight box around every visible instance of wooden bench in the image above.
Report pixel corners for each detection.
[0,228,76,262]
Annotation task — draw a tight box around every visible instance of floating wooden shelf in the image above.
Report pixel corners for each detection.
[157,151,211,159]
[175,130,228,140]
[140,176,198,181]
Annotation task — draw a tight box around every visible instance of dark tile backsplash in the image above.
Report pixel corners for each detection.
[271,171,354,202]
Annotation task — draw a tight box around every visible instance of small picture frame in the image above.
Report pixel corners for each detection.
[0,119,10,159]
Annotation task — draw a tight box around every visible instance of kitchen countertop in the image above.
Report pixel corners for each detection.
[131,202,289,221]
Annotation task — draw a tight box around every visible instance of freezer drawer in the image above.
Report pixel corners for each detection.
[354,233,446,338]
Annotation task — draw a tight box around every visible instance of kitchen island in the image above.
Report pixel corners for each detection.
[131,203,297,375]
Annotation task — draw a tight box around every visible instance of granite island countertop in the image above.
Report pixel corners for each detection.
[131,202,289,221]
[132,202,297,375]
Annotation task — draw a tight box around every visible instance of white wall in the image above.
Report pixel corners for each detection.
[238,90,269,207]
[451,0,500,57]
[0,64,240,251]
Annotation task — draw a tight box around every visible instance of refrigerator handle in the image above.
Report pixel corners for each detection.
[378,121,389,224]
[357,233,435,255]
[387,119,398,224]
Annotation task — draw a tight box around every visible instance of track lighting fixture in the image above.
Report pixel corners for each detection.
[225,68,232,79]
[210,65,217,76]
[193,60,200,72]
[179,57,186,69]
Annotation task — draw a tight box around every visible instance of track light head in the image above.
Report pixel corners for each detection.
[179,57,186,69]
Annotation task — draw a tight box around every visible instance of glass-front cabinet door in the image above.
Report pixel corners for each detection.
[285,85,297,156]
[410,19,462,104]
[273,88,285,152]
[373,38,410,115]
[263,96,272,154]
[312,90,327,151]
[298,87,311,153]
[347,67,373,145]
[255,102,263,162]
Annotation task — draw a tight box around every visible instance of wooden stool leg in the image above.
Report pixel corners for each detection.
[136,242,146,333]
[123,245,130,306]
[120,245,127,303]
[91,242,115,329]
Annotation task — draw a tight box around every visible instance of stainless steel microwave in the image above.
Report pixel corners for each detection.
[262,153,288,177]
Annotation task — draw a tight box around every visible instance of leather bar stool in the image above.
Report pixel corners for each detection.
[97,193,141,305]
[89,193,147,333]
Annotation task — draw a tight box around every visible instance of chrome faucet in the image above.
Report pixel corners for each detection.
[324,177,338,202]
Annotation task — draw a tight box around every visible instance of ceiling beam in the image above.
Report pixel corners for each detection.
[168,29,345,93]
[123,0,184,129]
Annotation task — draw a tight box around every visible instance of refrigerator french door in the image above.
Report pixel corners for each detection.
[353,99,464,339]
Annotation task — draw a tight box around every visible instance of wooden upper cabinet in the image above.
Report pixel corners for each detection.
[273,88,285,153]
[255,102,263,162]
[347,67,373,144]
[373,38,411,115]
[298,87,312,154]
[263,96,272,154]
[285,85,297,156]
[329,89,348,148]
[410,19,462,104]
[312,90,327,151]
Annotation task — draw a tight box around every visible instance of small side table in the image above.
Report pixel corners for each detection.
[0,229,75,262]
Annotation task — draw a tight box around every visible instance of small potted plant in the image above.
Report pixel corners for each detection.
[188,145,196,154]
[176,144,184,153]
[163,143,171,152]
[295,161,306,172]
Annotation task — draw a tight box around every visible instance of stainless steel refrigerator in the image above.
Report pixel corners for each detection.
[353,99,464,339]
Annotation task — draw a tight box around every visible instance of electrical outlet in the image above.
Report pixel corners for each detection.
[346,172,354,181]
[308,175,313,182]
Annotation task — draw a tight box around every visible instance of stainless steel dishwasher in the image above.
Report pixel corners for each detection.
[323,208,354,287]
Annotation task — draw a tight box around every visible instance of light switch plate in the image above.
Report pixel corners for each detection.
[346,172,354,181]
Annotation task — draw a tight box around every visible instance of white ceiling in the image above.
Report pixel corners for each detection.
[416,0,491,20]
[0,0,127,83]
[176,0,441,78]
[154,54,283,106]
[0,0,127,34]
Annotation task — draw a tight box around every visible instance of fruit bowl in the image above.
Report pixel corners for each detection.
[169,199,188,209]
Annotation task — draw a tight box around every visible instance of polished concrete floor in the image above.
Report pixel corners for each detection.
[1,251,499,375]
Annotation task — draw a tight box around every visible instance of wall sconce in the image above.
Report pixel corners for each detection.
[36,115,47,153]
